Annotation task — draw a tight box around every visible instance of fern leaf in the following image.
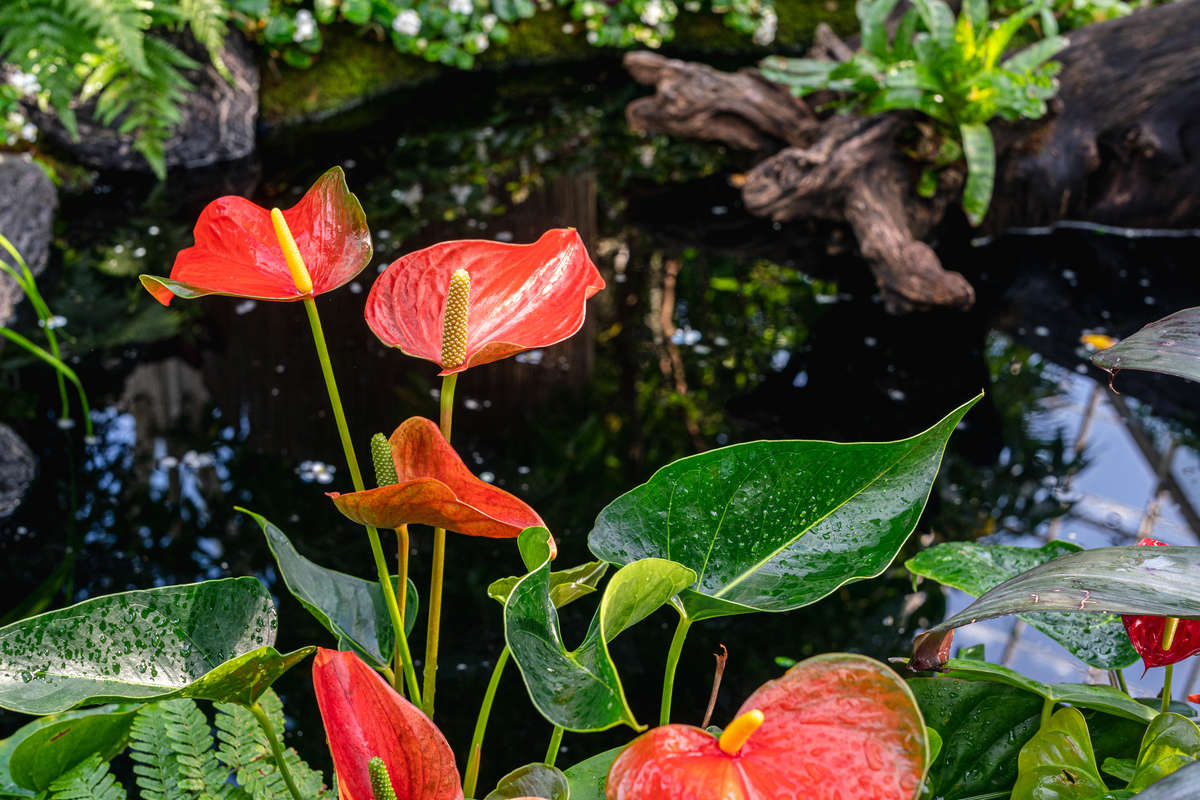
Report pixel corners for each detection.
[178,0,231,77]
[215,691,329,800]
[79,0,151,74]
[130,702,183,800]
[162,698,238,799]
[48,755,127,800]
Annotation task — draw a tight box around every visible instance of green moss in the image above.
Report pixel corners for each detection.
[259,0,857,126]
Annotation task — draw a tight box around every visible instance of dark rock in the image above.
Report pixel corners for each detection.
[0,424,36,518]
[26,31,259,173]
[0,155,57,325]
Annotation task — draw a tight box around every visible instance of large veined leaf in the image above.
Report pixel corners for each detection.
[1126,713,1200,793]
[1012,707,1110,800]
[243,508,418,669]
[911,546,1200,666]
[1,705,138,794]
[562,747,623,800]
[906,541,1139,669]
[589,394,979,622]
[484,763,569,800]
[505,527,695,732]
[1130,759,1200,799]
[0,578,313,714]
[1091,307,1200,385]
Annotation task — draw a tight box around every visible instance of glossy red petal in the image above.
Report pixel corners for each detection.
[328,417,545,537]
[1121,538,1200,668]
[312,648,463,800]
[607,654,926,800]
[364,229,604,374]
[140,167,371,305]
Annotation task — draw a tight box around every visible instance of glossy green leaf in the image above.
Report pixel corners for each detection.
[1013,707,1110,800]
[488,561,608,609]
[906,540,1139,669]
[1129,759,1200,799]
[858,0,902,58]
[244,508,417,669]
[589,395,979,622]
[909,677,1044,799]
[0,578,312,714]
[1102,757,1136,783]
[913,545,1200,664]
[562,747,623,800]
[8,705,136,791]
[483,763,569,800]
[1127,713,1200,793]
[960,122,995,226]
[505,527,695,732]
[921,658,1155,724]
[1091,308,1200,385]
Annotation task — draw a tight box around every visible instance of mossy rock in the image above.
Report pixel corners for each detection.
[258,0,856,126]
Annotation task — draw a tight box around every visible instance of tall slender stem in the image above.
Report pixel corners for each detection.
[1041,696,1054,729]
[423,372,458,717]
[1162,664,1174,714]
[660,615,693,725]
[249,701,305,800]
[463,646,510,799]
[394,524,410,695]
[544,726,564,768]
[1115,669,1129,696]
[302,297,420,703]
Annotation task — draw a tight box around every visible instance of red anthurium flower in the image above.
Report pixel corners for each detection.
[606,654,927,800]
[140,166,372,305]
[364,228,605,375]
[312,648,463,800]
[1122,537,1200,668]
[328,416,547,542]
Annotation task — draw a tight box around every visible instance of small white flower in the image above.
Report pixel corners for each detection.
[19,122,36,142]
[293,9,316,41]
[586,29,599,43]
[449,0,473,14]
[473,32,489,51]
[481,12,497,30]
[392,9,421,35]
[640,0,665,26]
[8,70,39,95]
[38,315,67,330]
[752,8,777,45]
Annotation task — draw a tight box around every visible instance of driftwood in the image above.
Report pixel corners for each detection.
[624,1,1200,312]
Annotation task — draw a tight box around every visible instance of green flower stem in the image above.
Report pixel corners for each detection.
[395,523,410,696]
[1041,696,1054,729]
[301,296,420,702]
[1162,664,1174,714]
[660,615,693,725]
[1115,669,1129,696]
[463,646,510,799]
[0,328,92,435]
[544,726,564,768]
[422,372,458,717]
[249,701,305,800]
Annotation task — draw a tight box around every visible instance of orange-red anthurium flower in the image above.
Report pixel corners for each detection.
[364,228,605,376]
[328,416,548,543]
[139,166,372,305]
[1123,538,1200,668]
[312,648,463,800]
[606,654,927,800]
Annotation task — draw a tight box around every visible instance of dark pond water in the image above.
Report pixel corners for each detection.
[3,60,1200,785]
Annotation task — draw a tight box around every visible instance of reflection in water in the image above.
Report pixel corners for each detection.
[2,63,1200,782]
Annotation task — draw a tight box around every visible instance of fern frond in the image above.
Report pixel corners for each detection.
[177,0,231,77]
[48,754,127,800]
[130,702,184,800]
[79,0,152,73]
[215,692,329,800]
[161,698,239,799]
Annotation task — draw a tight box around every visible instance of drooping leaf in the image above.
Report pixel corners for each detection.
[329,417,545,539]
[1121,539,1200,668]
[906,540,1139,669]
[1012,707,1109,800]
[243,508,418,669]
[140,166,372,305]
[960,122,995,226]
[487,561,608,608]
[1090,308,1200,385]
[365,229,605,375]
[589,395,980,622]
[607,654,928,800]
[483,763,569,800]
[912,545,1200,666]
[505,527,695,732]
[0,578,312,714]
[562,747,623,800]
[311,648,461,800]
[1126,713,1200,793]
[5,705,137,792]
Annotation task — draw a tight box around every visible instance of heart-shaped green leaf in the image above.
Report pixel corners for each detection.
[505,527,695,732]
[589,395,979,621]
[562,747,623,800]
[483,763,569,800]
[0,578,312,714]
[906,541,1139,669]
[2,704,138,793]
[243,508,418,668]
[1091,308,1200,384]
[1127,713,1200,793]
[911,546,1200,666]
[488,561,608,609]
[1013,707,1109,800]
[1128,759,1200,798]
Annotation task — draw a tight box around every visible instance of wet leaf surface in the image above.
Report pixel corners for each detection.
[1120,539,1200,669]
[483,763,569,800]
[906,540,1139,669]
[1091,307,1200,384]
[504,527,694,732]
[0,577,311,714]
[590,395,980,621]
[1013,707,1109,800]
[487,560,608,609]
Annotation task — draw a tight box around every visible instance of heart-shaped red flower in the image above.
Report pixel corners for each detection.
[1122,537,1200,668]
[140,166,372,305]
[328,416,546,540]
[606,654,927,800]
[312,648,463,800]
[364,228,604,375]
